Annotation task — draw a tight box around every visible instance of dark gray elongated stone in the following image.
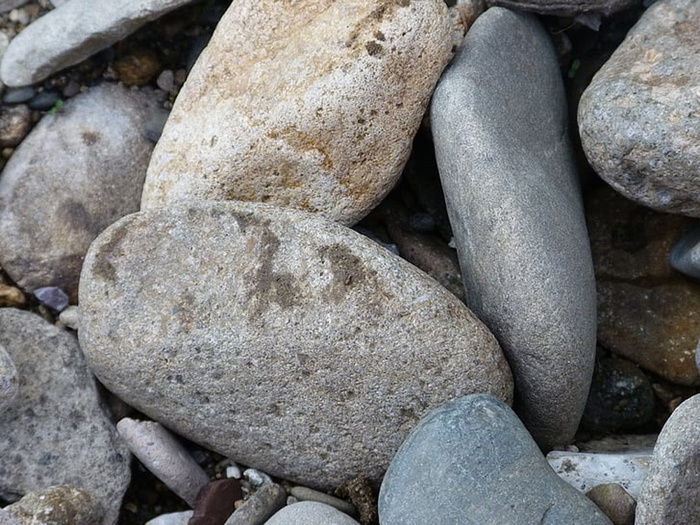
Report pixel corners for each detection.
[430,7,597,449]
[378,395,612,525]
[487,0,636,16]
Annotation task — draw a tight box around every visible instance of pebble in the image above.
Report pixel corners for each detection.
[487,0,637,16]
[288,486,357,517]
[3,485,104,525]
[144,511,193,525]
[0,104,30,147]
[379,395,612,524]
[636,393,700,523]
[156,69,175,93]
[2,86,34,103]
[585,484,636,525]
[430,6,597,448]
[114,48,161,86]
[578,0,700,216]
[243,469,272,489]
[143,107,170,142]
[58,304,81,330]
[78,201,512,490]
[0,0,198,87]
[0,82,159,300]
[226,464,242,480]
[190,478,242,525]
[0,1,28,15]
[0,283,25,307]
[224,483,287,525]
[0,309,131,525]
[670,223,700,279]
[116,417,211,507]
[0,343,18,415]
[265,501,360,525]
[33,285,70,312]
[26,88,60,110]
[142,0,453,225]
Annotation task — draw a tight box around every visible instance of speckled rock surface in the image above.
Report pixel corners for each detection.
[4,485,104,525]
[578,0,700,216]
[142,0,453,225]
[488,0,636,15]
[430,7,596,448]
[265,501,360,525]
[78,201,513,490]
[0,343,18,415]
[585,484,636,525]
[0,83,158,301]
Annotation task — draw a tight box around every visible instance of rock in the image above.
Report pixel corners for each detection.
[430,6,596,448]
[0,283,25,307]
[266,502,360,525]
[58,305,81,330]
[27,89,61,111]
[190,478,242,525]
[2,87,34,104]
[0,82,159,301]
[116,418,210,507]
[0,1,28,15]
[0,344,18,415]
[78,201,513,489]
[114,48,161,86]
[0,104,30,147]
[4,485,104,525]
[578,0,700,217]
[141,0,453,226]
[33,286,70,312]
[0,309,130,525]
[587,185,700,385]
[379,395,612,524]
[224,483,287,525]
[334,477,377,525]
[0,0,198,87]
[289,486,356,517]
[145,511,193,525]
[243,469,273,490]
[487,0,636,16]
[636,393,700,523]
[586,484,636,525]
[670,223,700,279]
[0,509,20,525]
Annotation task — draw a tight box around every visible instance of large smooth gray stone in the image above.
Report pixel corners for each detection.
[378,395,612,524]
[430,7,596,448]
[78,201,513,490]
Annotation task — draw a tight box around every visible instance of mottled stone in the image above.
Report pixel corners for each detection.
[488,0,636,16]
[586,484,636,525]
[142,0,453,226]
[430,7,596,448]
[578,0,700,216]
[0,104,30,148]
[78,202,512,490]
[0,344,18,415]
[4,486,103,525]
[289,486,356,517]
[224,483,286,525]
[266,502,360,525]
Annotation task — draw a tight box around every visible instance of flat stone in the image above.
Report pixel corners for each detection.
[0,344,18,415]
[78,201,513,490]
[578,0,700,216]
[636,393,700,523]
[430,6,596,448]
[0,0,198,87]
[266,502,360,525]
[141,0,453,226]
[487,0,636,16]
[379,395,612,524]
[585,484,636,525]
[4,486,103,525]
[224,483,287,525]
[0,83,159,301]
[0,309,130,525]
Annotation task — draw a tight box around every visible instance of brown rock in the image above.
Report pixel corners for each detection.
[586,483,636,525]
[0,104,31,148]
[190,479,242,525]
[114,48,162,86]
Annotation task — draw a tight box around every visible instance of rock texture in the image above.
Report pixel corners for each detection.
[430,6,596,448]
[670,224,700,279]
[266,502,360,525]
[586,484,636,525]
[488,0,636,16]
[578,0,700,216]
[0,83,159,301]
[4,486,104,525]
[0,344,18,415]
[141,0,453,225]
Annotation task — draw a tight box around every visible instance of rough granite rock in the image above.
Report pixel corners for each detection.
[0,0,199,87]
[0,309,131,525]
[0,344,18,415]
[0,83,159,301]
[78,201,513,490]
[141,0,453,225]
[379,395,612,524]
[265,502,360,525]
[578,0,700,216]
[430,7,597,448]
[4,486,104,525]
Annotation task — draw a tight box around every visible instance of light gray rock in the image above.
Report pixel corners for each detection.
[636,393,700,524]
[224,483,286,525]
[289,486,356,517]
[379,395,612,525]
[141,0,453,226]
[0,344,18,415]
[78,201,513,489]
[145,511,194,525]
[266,502,360,525]
[430,6,596,448]
[0,309,130,525]
[4,485,104,525]
[0,1,28,15]
[117,418,210,507]
[578,0,700,217]
[0,83,159,301]
[0,509,20,525]
[670,223,700,279]
[0,0,198,87]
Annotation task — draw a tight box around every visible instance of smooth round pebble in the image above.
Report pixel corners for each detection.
[265,501,360,525]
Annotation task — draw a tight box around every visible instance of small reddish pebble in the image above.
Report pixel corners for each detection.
[189,478,243,525]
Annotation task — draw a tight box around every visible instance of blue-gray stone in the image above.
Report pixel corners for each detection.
[670,224,700,279]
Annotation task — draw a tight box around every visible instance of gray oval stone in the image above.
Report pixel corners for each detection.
[78,201,513,489]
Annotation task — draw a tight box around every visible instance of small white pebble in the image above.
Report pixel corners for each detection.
[226,463,242,479]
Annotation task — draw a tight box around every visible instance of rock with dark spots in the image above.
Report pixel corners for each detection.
[585,484,636,525]
[0,309,130,525]
[265,502,360,525]
[224,483,286,525]
[190,478,242,525]
[4,485,104,525]
[0,104,30,147]
[0,344,18,415]
[79,201,513,489]
[430,7,597,449]
[379,395,612,525]
[141,0,453,225]
[0,83,159,301]
[578,0,700,216]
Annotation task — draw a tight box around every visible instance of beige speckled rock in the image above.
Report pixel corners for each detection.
[4,486,104,525]
[79,202,513,489]
[142,0,453,225]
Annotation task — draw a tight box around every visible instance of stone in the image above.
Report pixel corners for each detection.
[430,6,596,448]
[670,223,700,279]
[586,484,636,525]
[0,283,25,308]
[0,344,18,415]
[4,486,104,525]
[266,502,360,525]
[0,509,20,525]
[58,305,81,330]
[0,1,28,15]
[116,418,210,507]
[33,286,70,312]
[0,0,198,87]
[114,48,161,86]
[145,511,193,525]
[0,309,130,525]
[379,395,612,524]
[289,486,357,517]
[636,393,700,524]
[141,0,453,226]
[224,483,287,525]
[0,83,159,301]
[334,477,377,525]
[0,104,30,148]
[190,478,242,525]
[487,0,636,16]
[578,0,700,216]
[78,201,513,490]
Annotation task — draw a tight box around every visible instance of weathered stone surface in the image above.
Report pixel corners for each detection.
[636,394,700,524]
[0,309,130,525]
[585,484,636,525]
[0,104,30,148]
[488,0,636,16]
[0,344,18,415]
[0,0,198,87]
[4,486,104,525]
[379,395,612,524]
[79,202,513,490]
[224,483,286,525]
[578,0,700,216]
[266,502,360,525]
[0,83,159,301]
[430,7,596,448]
[142,0,453,226]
